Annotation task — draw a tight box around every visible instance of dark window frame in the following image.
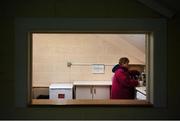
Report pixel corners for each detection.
[15,18,167,107]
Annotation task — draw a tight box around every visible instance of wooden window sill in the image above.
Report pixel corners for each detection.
[31,99,152,106]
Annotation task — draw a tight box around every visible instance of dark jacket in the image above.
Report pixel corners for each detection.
[112,64,120,73]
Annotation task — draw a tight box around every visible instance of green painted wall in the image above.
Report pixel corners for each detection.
[0,0,179,119]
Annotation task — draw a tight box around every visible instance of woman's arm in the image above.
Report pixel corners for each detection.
[115,69,139,87]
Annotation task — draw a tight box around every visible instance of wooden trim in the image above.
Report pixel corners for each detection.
[137,0,175,18]
[32,86,49,88]
[31,99,152,106]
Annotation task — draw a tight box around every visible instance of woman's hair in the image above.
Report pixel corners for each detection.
[119,57,129,65]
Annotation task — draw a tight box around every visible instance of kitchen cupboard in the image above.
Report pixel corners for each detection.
[75,85,110,99]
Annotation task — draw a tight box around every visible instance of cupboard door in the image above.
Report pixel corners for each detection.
[75,86,93,99]
[93,86,110,99]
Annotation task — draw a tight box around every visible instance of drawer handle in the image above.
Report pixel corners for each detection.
[90,88,93,94]
[94,88,96,94]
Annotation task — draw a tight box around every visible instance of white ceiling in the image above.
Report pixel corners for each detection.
[33,33,146,64]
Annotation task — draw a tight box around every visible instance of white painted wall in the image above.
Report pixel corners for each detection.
[32,33,145,87]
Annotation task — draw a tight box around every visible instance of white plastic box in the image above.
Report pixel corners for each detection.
[49,83,73,99]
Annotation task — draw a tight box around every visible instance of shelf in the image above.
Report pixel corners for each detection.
[73,80,112,86]
[31,99,152,106]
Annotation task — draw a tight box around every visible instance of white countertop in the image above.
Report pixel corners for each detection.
[135,86,146,95]
[49,83,73,88]
[48,81,146,95]
[73,80,112,86]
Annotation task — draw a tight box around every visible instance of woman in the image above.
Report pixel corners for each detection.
[111,57,139,99]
